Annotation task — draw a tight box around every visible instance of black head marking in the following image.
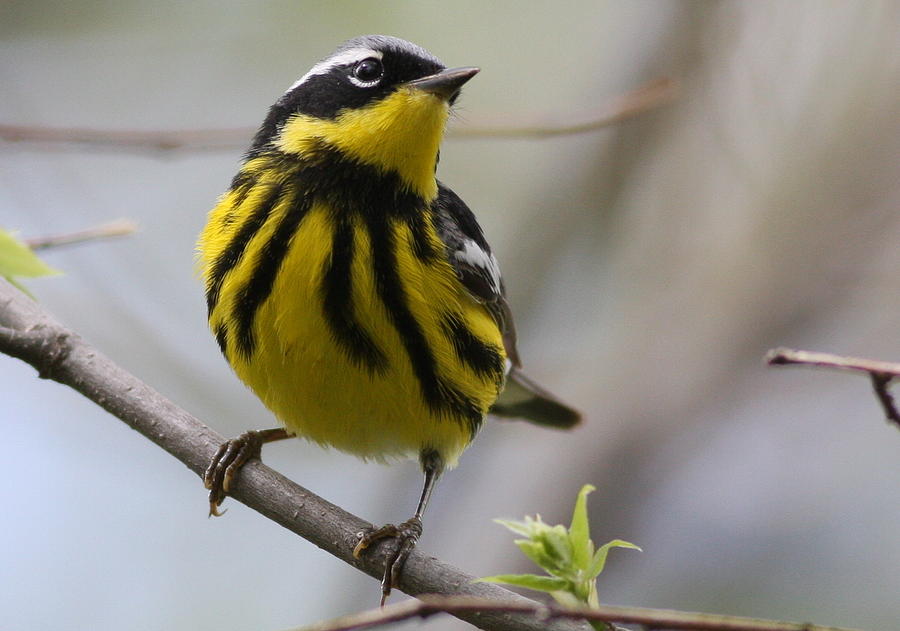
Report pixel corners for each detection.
[247,36,449,156]
[279,35,446,120]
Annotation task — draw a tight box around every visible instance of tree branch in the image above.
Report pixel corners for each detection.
[0,124,249,152]
[450,78,677,138]
[24,219,138,250]
[0,285,867,631]
[766,347,900,429]
[0,277,586,631]
[0,78,676,153]
[287,595,861,631]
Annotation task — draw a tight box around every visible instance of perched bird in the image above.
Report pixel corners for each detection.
[196,35,579,601]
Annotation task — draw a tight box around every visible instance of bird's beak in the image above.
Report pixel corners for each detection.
[406,66,480,101]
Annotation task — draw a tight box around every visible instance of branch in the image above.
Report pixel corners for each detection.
[766,347,900,430]
[0,277,586,631]
[450,78,677,138]
[0,124,249,152]
[24,219,138,250]
[0,282,867,631]
[0,78,676,153]
[288,594,861,631]
[0,280,864,631]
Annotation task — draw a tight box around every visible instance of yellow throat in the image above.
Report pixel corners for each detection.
[275,86,448,200]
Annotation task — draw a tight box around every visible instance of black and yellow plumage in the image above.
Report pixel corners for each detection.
[197,35,579,600]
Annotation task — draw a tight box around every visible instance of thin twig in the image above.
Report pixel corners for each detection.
[451,77,677,138]
[286,594,860,631]
[766,347,900,429]
[0,125,249,152]
[24,219,138,250]
[766,348,900,375]
[0,78,677,153]
[0,277,586,631]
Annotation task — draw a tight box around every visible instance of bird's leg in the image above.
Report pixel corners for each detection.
[204,427,292,516]
[354,449,444,605]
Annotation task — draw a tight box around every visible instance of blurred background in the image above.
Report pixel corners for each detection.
[2,2,899,630]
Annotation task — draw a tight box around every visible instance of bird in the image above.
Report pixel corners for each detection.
[196,34,580,602]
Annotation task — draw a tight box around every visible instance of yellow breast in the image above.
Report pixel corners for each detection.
[199,185,505,467]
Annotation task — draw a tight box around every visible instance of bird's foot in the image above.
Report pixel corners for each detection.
[354,515,423,605]
[204,428,288,517]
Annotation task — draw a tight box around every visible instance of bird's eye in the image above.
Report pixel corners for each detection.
[350,58,383,86]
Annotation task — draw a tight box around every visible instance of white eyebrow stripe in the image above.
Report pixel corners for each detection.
[285,48,383,93]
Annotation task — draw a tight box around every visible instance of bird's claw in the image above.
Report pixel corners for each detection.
[354,516,423,605]
[203,430,267,517]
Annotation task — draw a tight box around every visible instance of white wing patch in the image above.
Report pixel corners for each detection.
[285,47,384,93]
[455,238,501,295]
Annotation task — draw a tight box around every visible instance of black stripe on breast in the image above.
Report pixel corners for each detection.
[228,171,255,210]
[298,142,424,217]
[405,212,442,263]
[214,323,228,357]
[321,216,389,374]
[232,187,311,359]
[205,179,283,315]
[295,142,444,270]
[441,313,504,384]
[365,214,484,438]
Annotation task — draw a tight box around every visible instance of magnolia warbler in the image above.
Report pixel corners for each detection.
[196,35,580,600]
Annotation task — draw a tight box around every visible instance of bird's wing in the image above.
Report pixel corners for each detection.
[433,183,580,429]
[433,183,521,367]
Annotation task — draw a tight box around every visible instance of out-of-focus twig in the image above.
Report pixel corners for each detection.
[287,593,860,631]
[0,77,677,154]
[451,77,677,138]
[24,219,138,250]
[766,347,900,429]
[0,125,250,152]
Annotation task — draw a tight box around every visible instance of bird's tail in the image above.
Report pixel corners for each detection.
[489,369,581,428]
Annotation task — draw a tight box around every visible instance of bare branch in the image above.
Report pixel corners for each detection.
[450,78,677,139]
[287,594,861,631]
[0,280,865,631]
[0,125,249,152]
[0,78,676,153]
[766,347,900,429]
[766,348,900,376]
[24,219,138,250]
[0,277,586,631]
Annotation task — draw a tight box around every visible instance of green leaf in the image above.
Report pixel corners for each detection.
[478,573,570,593]
[493,517,534,538]
[488,484,641,612]
[588,539,642,579]
[538,524,574,572]
[0,229,60,279]
[569,484,596,571]
[514,539,552,569]
[497,515,573,575]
